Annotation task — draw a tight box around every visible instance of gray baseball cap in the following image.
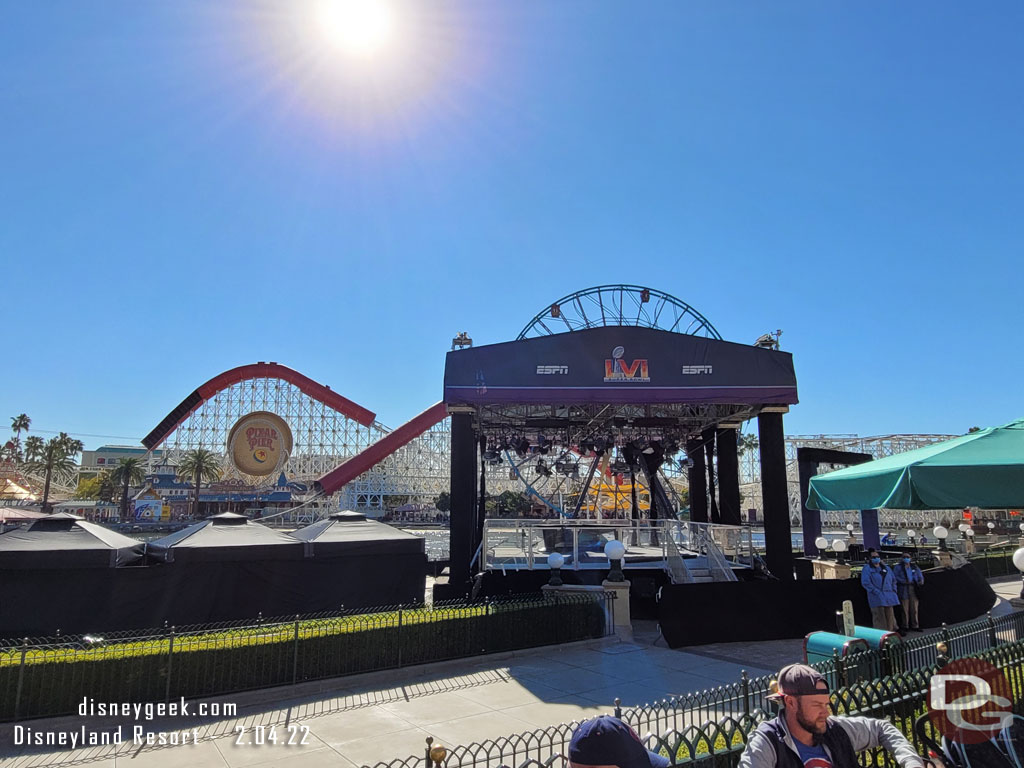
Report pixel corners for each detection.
[768,664,830,699]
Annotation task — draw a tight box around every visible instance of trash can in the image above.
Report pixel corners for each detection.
[850,625,904,675]
[803,632,871,664]
[803,631,872,687]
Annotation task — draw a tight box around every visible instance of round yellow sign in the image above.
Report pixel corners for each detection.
[226,411,293,477]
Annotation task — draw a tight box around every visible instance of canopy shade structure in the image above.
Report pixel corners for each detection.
[289,511,426,557]
[0,512,146,569]
[148,512,309,563]
[806,419,1024,510]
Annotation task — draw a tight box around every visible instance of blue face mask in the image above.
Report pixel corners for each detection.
[871,557,881,564]
[902,558,911,563]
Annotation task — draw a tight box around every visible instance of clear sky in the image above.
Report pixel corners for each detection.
[4,1,1022,450]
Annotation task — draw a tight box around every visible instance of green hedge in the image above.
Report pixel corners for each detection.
[0,596,607,721]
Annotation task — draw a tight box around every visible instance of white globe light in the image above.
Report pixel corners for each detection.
[814,536,828,550]
[846,523,855,532]
[988,522,996,530]
[1013,548,1024,573]
[604,540,626,561]
[958,524,969,532]
[933,526,948,539]
[1019,523,1024,533]
[907,529,916,538]
[966,528,975,537]
[832,539,847,552]
[547,552,564,569]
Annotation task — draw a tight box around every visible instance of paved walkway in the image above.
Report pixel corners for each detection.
[1,580,1017,768]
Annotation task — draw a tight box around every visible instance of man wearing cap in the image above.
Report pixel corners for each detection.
[738,664,923,768]
[568,715,670,768]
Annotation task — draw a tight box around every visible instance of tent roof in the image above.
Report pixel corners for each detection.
[807,418,1024,510]
[290,514,424,545]
[147,514,308,562]
[0,516,146,568]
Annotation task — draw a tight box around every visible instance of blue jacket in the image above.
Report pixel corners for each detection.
[861,563,900,608]
[892,562,924,600]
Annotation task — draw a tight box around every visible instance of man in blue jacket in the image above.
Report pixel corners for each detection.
[893,552,925,633]
[860,549,899,631]
[738,664,923,768]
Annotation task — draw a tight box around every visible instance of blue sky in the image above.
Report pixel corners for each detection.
[4,1,1022,450]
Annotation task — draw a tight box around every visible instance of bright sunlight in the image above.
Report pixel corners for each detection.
[316,0,397,58]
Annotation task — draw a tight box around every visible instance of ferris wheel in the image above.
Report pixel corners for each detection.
[495,285,713,519]
[517,284,722,340]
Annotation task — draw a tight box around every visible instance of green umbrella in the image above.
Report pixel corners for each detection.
[806,418,1024,510]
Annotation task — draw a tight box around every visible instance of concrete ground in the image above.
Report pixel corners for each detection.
[1,578,1017,768]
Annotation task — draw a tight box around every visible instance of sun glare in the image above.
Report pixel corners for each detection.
[316,0,396,58]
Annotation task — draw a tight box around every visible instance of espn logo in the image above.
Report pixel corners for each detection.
[682,365,713,375]
[537,365,569,375]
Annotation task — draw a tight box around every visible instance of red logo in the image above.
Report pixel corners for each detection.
[603,346,650,383]
[928,658,1013,744]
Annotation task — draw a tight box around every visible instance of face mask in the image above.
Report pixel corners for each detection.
[871,557,880,564]
[903,558,911,564]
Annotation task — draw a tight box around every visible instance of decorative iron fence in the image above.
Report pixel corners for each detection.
[369,610,1024,768]
[0,591,613,722]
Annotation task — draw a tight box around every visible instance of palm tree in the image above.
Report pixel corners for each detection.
[176,449,222,519]
[23,436,45,463]
[10,414,30,442]
[110,458,147,523]
[27,437,77,513]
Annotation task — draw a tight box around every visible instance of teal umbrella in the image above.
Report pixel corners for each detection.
[806,418,1024,510]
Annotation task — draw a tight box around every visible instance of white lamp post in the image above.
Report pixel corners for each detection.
[547,552,564,586]
[604,539,626,582]
[831,538,848,564]
[1013,548,1024,601]
[933,525,949,551]
[907,529,917,559]
[815,536,828,557]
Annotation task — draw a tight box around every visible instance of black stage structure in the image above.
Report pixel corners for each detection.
[440,286,800,593]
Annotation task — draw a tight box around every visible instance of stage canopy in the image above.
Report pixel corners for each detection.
[0,512,145,569]
[807,418,1024,510]
[444,325,797,410]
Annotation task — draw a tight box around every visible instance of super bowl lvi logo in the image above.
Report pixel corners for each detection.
[604,346,650,383]
[227,411,294,477]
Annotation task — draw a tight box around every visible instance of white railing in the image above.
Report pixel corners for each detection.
[481,518,753,581]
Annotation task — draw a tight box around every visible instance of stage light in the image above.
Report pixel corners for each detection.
[551,303,561,318]
[641,288,650,303]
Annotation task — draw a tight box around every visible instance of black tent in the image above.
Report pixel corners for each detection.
[0,512,145,569]
[147,512,309,563]
[288,511,427,609]
[290,510,425,555]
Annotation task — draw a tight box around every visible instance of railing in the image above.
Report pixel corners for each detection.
[481,519,753,575]
[368,610,1024,768]
[0,591,614,722]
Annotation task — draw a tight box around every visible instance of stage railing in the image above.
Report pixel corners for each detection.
[481,519,753,575]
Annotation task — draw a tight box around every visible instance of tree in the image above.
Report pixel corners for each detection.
[738,432,760,456]
[176,449,222,519]
[110,457,147,522]
[968,426,982,433]
[27,437,77,512]
[10,414,30,442]
[434,491,451,513]
[23,436,45,463]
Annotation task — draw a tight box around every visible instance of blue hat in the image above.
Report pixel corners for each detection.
[568,715,671,768]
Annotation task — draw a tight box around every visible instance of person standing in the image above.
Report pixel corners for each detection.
[861,549,899,631]
[893,553,925,633]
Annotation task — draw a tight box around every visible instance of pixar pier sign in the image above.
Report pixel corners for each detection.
[226,411,293,478]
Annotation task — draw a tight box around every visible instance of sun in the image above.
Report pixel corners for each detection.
[316,0,397,58]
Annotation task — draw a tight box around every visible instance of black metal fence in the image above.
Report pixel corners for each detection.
[0,591,613,722]
[368,610,1024,768]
